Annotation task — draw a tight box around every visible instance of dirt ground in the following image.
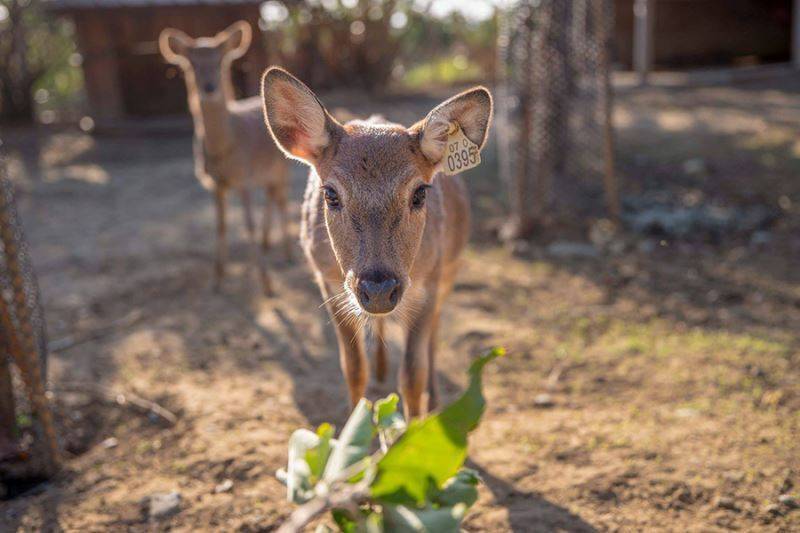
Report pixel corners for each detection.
[1,77,799,532]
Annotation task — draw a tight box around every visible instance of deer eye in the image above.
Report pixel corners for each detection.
[323,186,341,210]
[411,185,429,210]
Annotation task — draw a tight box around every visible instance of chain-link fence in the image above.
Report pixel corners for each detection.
[0,172,59,476]
[497,0,619,239]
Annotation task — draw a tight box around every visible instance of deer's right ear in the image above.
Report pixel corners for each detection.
[159,28,193,66]
[261,67,339,166]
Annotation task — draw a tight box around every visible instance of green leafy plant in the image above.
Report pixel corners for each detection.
[276,348,504,533]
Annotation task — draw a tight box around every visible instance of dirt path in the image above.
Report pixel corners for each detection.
[1,80,799,531]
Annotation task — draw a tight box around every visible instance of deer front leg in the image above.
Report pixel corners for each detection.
[399,290,437,419]
[426,308,441,412]
[373,318,388,383]
[214,187,227,292]
[241,188,272,296]
[261,184,272,252]
[276,183,293,261]
[322,281,368,408]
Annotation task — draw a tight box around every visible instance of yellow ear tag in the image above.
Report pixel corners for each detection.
[442,122,482,176]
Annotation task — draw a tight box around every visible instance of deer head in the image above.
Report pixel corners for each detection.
[159,21,251,101]
[262,67,492,316]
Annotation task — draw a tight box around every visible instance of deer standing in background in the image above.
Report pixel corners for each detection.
[262,68,492,417]
[159,22,292,295]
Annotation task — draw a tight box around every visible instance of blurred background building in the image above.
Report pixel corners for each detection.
[2,0,798,124]
[48,0,266,120]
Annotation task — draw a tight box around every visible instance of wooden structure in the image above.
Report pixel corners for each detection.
[616,0,796,82]
[48,0,266,120]
[795,0,800,68]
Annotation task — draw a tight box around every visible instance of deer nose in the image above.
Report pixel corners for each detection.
[356,274,402,314]
[203,83,216,94]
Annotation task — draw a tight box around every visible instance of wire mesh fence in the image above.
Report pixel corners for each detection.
[0,172,59,476]
[497,0,619,240]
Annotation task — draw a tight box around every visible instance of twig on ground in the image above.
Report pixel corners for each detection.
[54,381,177,425]
[48,310,144,353]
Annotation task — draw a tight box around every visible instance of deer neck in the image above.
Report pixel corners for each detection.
[221,61,236,104]
[195,96,234,159]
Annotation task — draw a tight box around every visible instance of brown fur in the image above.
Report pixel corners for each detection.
[262,67,492,417]
[159,22,291,295]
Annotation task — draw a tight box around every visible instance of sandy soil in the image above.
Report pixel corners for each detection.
[0,78,798,531]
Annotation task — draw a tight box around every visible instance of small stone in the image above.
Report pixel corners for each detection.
[607,238,627,256]
[100,437,118,449]
[145,491,181,520]
[589,219,617,249]
[778,494,798,509]
[214,479,234,494]
[715,496,739,511]
[508,239,531,257]
[546,241,599,259]
[750,231,772,248]
[764,503,784,516]
[533,393,554,408]
[683,158,708,176]
[637,239,656,254]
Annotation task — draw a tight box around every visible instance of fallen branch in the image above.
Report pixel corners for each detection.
[48,310,144,353]
[54,381,177,426]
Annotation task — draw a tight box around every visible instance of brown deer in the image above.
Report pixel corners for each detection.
[261,68,492,417]
[159,22,291,295]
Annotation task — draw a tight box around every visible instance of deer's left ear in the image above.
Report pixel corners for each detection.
[216,20,252,60]
[412,86,493,167]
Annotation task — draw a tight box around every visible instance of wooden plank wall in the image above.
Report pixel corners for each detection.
[71,5,267,119]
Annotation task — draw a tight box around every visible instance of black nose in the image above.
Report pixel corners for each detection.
[203,83,216,94]
[356,273,402,314]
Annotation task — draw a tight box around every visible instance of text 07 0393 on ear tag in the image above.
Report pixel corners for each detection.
[443,122,481,176]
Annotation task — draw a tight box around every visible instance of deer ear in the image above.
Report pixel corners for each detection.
[261,67,340,165]
[159,28,193,66]
[415,87,493,166]
[217,20,251,60]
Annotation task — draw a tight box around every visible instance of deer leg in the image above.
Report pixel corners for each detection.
[321,281,367,408]
[276,183,293,261]
[373,317,388,383]
[399,291,437,419]
[214,187,227,292]
[241,188,272,296]
[261,184,272,252]
[426,309,441,412]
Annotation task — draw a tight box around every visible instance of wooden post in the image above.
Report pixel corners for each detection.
[0,354,16,443]
[794,0,800,69]
[633,0,655,85]
[73,11,126,121]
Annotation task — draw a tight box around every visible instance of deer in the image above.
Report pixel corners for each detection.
[159,22,292,296]
[261,67,492,418]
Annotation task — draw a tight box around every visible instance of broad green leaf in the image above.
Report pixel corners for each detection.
[323,398,376,482]
[370,348,503,505]
[383,503,467,533]
[435,468,480,508]
[306,423,335,482]
[374,394,406,451]
[286,428,320,503]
